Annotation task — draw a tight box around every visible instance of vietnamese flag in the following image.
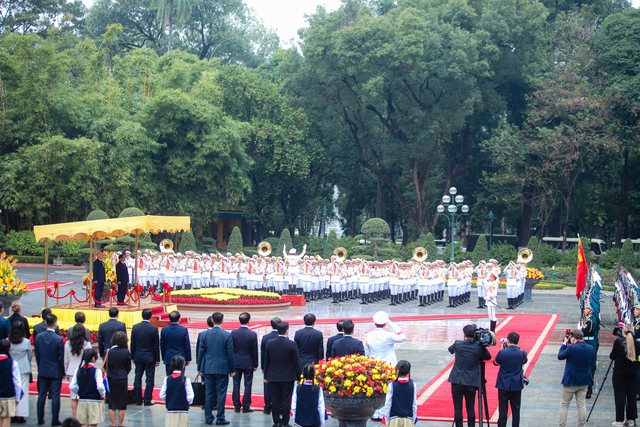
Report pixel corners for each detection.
[576,239,587,299]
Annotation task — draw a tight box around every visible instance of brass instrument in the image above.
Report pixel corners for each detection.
[517,248,533,264]
[412,247,428,262]
[258,241,272,257]
[334,247,348,262]
[159,239,173,253]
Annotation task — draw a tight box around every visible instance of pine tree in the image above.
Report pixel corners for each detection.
[526,236,540,269]
[227,227,244,255]
[472,235,489,264]
[275,229,293,258]
[323,230,339,258]
[360,218,392,261]
[621,238,637,269]
[180,231,198,253]
[424,233,439,262]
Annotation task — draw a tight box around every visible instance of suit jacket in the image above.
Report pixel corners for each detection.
[264,335,301,382]
[294,326,324,367]
[67,325,91,342]
[261,330,279,370]
[130,320,160,363]
[116,260,129,285]
[34,329,64,378]
[197,326,235,374]
[7,313,30,339]
[161,322,192,364]
[32,321,59,341]
[558,341,594,386]
[326,332,344,360]
[231,326,258,370]
[331,336,365,358]
[105,346,132,380]
[98,318,127,358]
[93,258,106,283]
[494,345,528,391]
[448,339,492,388]
[196,328,211,365]
[0,316,10,340]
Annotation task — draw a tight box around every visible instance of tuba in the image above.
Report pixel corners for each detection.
[413,247,428,262]
[257,241,272,257]
[333,247,348,262]
[159,239,173,253]
[517,248,533,264]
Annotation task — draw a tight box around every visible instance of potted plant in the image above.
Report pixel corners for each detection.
[0,252,29,307]
[315,355,395,427]
[524,267,545,301]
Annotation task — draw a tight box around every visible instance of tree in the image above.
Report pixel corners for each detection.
[179,231,197,253]
[150,0,190,52]
[275,228,293,258]
[323,230,339,259]
[357,218,393,261]
[620,238,636,269]
[87,210,110,221]
[472,235,489,264]
[526,236,541,269]
[119,207,144,217]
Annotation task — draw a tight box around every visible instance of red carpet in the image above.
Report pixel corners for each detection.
[25,280,74,292]
[415,313,559,423]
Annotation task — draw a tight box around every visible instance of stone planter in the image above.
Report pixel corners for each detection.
[524,279,540,301]
[0,294,22,309]
[324,391,386,427]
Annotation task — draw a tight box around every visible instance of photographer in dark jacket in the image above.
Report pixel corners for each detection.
[494,332,528,427]
[448,324,492,427]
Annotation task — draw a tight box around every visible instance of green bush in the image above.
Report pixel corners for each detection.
[4,230,45,256]
[443,241,466,262]
[537,243,561,267]
[557,237,594,267]
[86,209,109,220]
[620,239,637,269]
[14,255,57,264]
[119,207,145,217]
[599,248,621,270]
[275,229,293,258]
[526,236,540,269]
[492,243,517,266]
[405,233,439,262]
[361,218,391,235]
[338,236,358,257]
[243,246,258,256]
[227,227,244,255]
[472,235,489,264]
[304,236,324,257]
[323,230,339,259]
[179,231,198,253]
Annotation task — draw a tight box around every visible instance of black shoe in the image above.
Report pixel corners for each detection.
[38,421,45,426]
[51,421,62,426]
[205,421,214,425]
[234,409,241,413]
[144,402,155,406]
[243,408,255,413]
[371,417,382,422]
[15,417,26,424]
[215,421,230,425]
[263,410,271,415]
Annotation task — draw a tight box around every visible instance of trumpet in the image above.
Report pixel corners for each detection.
[413,247,428,262]
[517,248,533,264]
[159,239,173,253]
[334,247,348,262]
[257,241,272,257]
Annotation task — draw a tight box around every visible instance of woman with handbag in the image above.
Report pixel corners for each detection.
[103,331,131,427]
[610,324,640,427]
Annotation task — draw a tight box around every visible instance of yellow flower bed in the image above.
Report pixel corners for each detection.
[170,287,281,299]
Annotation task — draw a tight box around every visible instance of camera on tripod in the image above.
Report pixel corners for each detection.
[474,326,497,347]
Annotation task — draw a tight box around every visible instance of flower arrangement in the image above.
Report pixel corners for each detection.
[471,277,507,286]
[152,287,283,305]
[0,252,28,296]
[82,251,117,286]
[526,267,544,280]
[315,355,396,397]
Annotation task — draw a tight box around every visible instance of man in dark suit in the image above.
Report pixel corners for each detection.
[326,319,345,360]
[231,312,258,413]
[494,331,528,427]
[294,313,324,367]
[197,312,235,425]
[67,312,90,341]
[130,308,160,406]
[197,316,214,365]
[115,253,129,305]
[331,319,365,358]
[34,314,64,426]
[557,329,594,427]
[260,316,280,415]
[448,324,492,427]
[32,308,60,340]
[97,307,126,359]
[93,250,106,307]
[160,310,191,375]
[264,321,302,427]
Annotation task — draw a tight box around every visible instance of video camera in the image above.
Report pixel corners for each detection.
[613,322,625,338]
[474,326,497,347]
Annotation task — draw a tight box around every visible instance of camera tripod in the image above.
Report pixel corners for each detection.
[451,361,490,427]
[586,359,613,422]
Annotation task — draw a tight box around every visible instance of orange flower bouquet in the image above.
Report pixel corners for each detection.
[526,267,544,280]
[315,355,396,397]
[0,252,28,296]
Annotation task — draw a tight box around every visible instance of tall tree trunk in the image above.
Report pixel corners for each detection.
[167,6,173,52]
[517,183,535,247]
[375,178,382,218]
[615,148,629,248]
[350,164,360,237]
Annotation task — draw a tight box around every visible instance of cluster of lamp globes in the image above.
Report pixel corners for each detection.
[436,187,470,215]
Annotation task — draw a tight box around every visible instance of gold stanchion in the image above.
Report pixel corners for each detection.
[69,288,73,309]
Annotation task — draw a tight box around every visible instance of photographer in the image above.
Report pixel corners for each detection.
[448,324,492,427]
[493,332,528,427]
[557,329,594,427]
[610,324,640,427]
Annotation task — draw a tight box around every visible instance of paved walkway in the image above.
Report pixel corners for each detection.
[13,267,620,426]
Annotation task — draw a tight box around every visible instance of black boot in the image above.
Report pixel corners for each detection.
[490,320,497,332]
[447,296,455,307]
[332,292,339,304]
[477,297,483,309]
[360,294,368,304]
[389,295,397,306]
[507,298,515,309]
[586,385,592,399]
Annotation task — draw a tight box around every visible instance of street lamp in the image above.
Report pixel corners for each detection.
[437,187,470,261]
[488,211,495,259]
[322,206,328,254]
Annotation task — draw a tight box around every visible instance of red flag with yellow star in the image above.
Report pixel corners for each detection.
[576,239,587,299]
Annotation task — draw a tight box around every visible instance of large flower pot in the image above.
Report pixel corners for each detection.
[524,279,540,301]
[324,391,386,427]
[0,294,21,309]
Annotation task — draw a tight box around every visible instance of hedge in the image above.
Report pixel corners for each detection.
[14,255,84,265]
